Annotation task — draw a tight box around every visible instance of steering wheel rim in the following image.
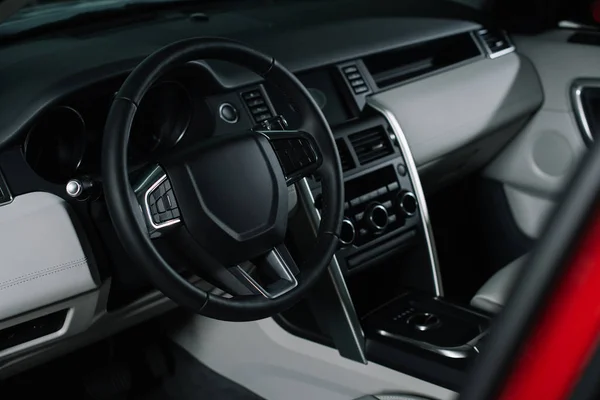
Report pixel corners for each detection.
[102,37,344,321]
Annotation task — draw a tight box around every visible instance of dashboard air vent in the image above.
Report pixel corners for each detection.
[477,29,514,58]
[335,139,355,172]
[340,64,369,95]
[348,127,393,165]
[363,32,482,89]
[241,88,273,124]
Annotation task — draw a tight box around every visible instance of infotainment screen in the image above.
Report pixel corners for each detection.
[266,68,354,128]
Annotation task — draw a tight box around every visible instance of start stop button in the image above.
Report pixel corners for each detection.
[219,103,239,124]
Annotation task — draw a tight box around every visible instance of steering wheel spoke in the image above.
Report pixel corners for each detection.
[259,130,322,186]
[230,244,299,299]
[132,164,182,235]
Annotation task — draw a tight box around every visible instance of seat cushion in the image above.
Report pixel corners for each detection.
[470,254,528,314]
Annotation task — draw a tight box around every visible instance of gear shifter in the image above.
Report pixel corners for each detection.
[406,312,442,331]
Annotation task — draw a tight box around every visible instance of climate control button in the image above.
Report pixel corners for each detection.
[340,218,356,246]
[398,191,417,217]
[366,203,389,232]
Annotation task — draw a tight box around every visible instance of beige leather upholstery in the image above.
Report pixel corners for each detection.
[470,255,528,314]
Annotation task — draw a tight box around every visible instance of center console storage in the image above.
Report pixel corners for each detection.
[359,291,490,390]
[363,292,489,360]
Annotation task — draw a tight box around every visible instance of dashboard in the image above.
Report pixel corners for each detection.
[19,63,357,185]
[0,0,544,378]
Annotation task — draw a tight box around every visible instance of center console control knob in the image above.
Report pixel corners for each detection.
[366,203,389,232]
[398,191,417,217]
[340,218,356,246]
[407,312,442,332]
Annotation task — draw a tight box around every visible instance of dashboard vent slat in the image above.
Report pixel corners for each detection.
[349,127,393,165]
[335,139,355,172]
[241,88,273,124]
[477,29,514,58]
[340,64,370,95]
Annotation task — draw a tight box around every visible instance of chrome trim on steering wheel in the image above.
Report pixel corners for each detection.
[144,174,181,230]
[133,165,181,231]
[231,247,299,299]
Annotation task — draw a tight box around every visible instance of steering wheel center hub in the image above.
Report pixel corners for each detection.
[166,133,289,265]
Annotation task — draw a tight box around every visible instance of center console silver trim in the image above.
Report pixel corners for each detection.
[376,329,486,359]
[367,99,444,296]
[297,178,367,363]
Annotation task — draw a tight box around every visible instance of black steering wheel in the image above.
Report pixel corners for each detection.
[102,38,344,321]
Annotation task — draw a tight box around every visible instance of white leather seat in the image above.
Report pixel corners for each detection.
[470,254,528,314]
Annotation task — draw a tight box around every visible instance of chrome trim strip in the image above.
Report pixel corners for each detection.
[376,329,487,359]
[0,170,13,207]
[297,178,367,363]
[571,79,600,143]
[366,99,444,297]
[231,248,299,299]
[475,29,516,60]
[558,20,599,30]
[488,46,516,60]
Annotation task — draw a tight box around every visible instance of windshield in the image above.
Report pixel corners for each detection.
[0,0,487,38]
[1,0,486,22]
[3,0,194,22]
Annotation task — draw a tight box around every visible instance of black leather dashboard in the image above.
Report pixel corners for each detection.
[0,10,479,148]
[0,0,546,305]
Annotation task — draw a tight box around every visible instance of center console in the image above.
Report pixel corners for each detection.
[287,109,492,391]
[271,61,491,392]
[363,292,488,360]
[287,109,490,390]
[309,117,422,275]
[360,291,490,390]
